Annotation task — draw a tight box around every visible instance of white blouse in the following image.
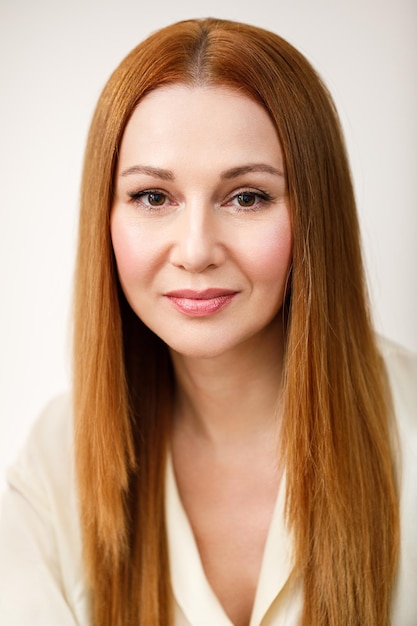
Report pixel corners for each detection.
[0,337,416,625]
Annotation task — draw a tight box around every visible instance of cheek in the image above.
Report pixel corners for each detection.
[244,211,293,286]
[110,214,154,289]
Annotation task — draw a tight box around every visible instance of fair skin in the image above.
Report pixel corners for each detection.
[111,85,292,626]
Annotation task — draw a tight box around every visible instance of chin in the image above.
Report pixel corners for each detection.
[162,327,270,361]
[167,340,235,361]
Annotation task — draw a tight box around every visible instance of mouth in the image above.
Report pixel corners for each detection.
[164,288,238,317]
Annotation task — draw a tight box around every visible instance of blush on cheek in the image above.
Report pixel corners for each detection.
[110,216,151,284]
[247,218,293,282]
[110,221,136,282]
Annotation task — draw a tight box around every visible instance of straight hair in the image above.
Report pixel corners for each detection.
[73,17,399,625]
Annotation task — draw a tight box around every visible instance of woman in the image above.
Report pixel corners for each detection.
[1,17,416,626]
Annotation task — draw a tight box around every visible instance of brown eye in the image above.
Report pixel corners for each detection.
[237,192,256,207]
[147,191,166,206]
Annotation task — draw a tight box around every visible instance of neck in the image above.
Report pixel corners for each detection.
[170,317,285,447]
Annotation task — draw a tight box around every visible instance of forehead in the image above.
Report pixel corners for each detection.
[118,84,283,170]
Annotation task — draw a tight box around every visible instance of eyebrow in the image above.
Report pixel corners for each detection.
[120,165,175,180]
[119,163,285,180]
[221,163,284,179]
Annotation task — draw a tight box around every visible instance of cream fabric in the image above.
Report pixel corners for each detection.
[166,452,303,626]
[0,337,416,625]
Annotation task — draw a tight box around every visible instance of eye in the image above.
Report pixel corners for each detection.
[225,189,274,212]
[236,192,257,207]
[146,191,167,206]
[128,189,169,208]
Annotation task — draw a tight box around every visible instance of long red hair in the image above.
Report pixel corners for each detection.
[73,18,399,625]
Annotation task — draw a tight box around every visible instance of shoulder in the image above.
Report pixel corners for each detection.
[378,342,417,622]
[377,333,417,376]
[377,335,417,427]
[377,335,417,479]
[18,393,73,457]
[6,393,74,503]
[0,394,89,625]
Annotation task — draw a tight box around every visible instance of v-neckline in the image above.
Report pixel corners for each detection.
[165,452,295,625]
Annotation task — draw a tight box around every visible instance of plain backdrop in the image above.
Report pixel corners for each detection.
[0,0,416,492]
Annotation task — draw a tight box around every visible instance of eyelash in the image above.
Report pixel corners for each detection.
[128,189,172,210]
[127,188,275,212]
[226,189,274,212]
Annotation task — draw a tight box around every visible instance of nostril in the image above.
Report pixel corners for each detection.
[169,218,225,272]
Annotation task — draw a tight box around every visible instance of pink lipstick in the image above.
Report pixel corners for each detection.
[164,289,237,317]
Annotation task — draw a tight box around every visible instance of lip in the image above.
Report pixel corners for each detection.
[164,288,238,317]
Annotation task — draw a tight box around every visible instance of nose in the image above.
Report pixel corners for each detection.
[169,202,226,272]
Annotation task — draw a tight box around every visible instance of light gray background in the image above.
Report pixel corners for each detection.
[1,0,416,491]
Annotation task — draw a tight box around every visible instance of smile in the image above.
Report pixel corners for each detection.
[164,289,238,317]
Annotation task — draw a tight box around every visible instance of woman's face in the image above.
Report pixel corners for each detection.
[111,85,292,359]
